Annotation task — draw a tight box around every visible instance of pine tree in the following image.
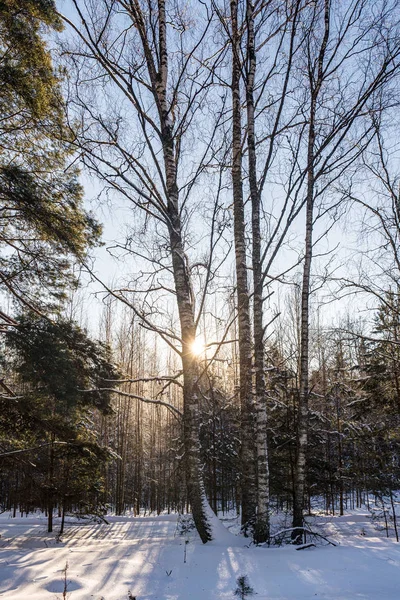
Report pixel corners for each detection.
[0,314,120,529]
[0,0,101,312]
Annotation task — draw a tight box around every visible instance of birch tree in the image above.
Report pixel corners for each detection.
[291,0,400,542]
[59,0,228,542]
[214,0,305,540]
[228,0,257,535]
[244,0,306,544]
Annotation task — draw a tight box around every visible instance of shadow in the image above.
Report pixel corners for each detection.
[45,578,82,593]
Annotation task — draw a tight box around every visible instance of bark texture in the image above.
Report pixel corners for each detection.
[245,0,269,544]
[292,0,330,543]
[231,0,257,535]
[132,0,212,542]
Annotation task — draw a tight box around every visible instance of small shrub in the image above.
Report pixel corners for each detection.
[234,575,254,599]
[176,514,195,536]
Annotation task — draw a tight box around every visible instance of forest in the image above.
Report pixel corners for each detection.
[1,0,400,574]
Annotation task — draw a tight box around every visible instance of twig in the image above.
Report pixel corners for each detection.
[270,526,337,546]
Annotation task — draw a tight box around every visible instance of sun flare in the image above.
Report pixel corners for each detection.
[190,337,205,356]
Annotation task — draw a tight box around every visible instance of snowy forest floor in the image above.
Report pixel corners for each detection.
[0,508,400,599]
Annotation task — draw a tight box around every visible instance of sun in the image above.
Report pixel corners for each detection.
[190,337,205,356]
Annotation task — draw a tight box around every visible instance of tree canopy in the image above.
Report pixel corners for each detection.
[0,0,101,313]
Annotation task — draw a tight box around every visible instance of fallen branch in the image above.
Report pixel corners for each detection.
[296,543,316,550]
[270,526,337,547]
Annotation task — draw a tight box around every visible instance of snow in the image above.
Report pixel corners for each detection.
[0,509,400,599]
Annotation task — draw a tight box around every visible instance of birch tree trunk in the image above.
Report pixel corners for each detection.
[167,194,212,541]
[65,0,214,542]
[292,0,330,543]
[245,0,269,544]
[230,0,257,534]
[157,0,212,543]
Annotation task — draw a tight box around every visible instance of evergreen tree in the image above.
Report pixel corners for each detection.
[0,0,101,312]
[0,314,120,529]
[234,575,254,600]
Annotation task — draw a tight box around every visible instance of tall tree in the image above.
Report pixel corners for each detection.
[221,0,303,541]
[229,0,257,535]
[243,0,303,544]
[1,314,119,531]
[59,0,231,542]
[292,0,400,542]
[293,0,331,543]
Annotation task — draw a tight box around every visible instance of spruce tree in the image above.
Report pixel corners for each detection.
[234,575,254,600]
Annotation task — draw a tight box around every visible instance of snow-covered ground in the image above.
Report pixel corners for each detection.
[0,509,399,599]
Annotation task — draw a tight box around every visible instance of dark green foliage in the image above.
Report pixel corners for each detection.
[355,294,400,496]
[0,0,101,311]
[199,378,241,514]
[0,165,101,310]
[1,165,100,257]
[234,575,254,600]
[0,314,120,519]
[7,315,118,412]
[0,0,62,119]
[362,292,400,414]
